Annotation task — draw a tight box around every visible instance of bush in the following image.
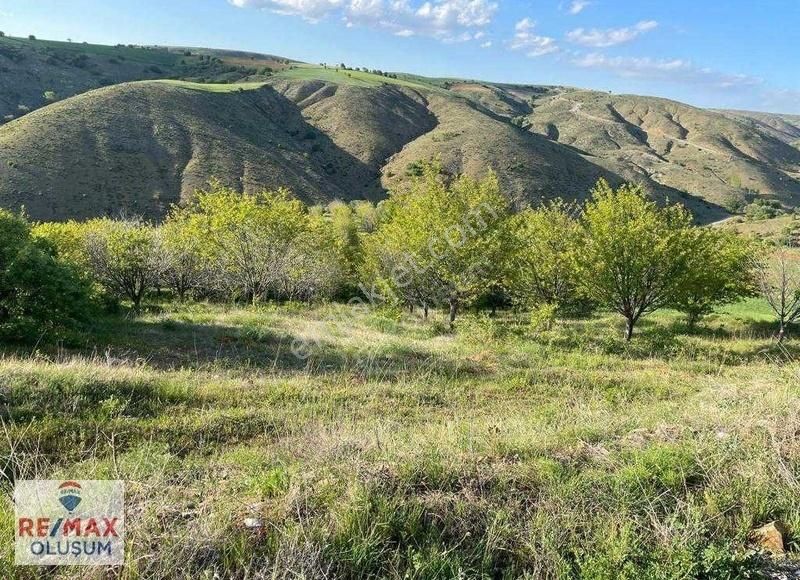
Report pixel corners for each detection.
[0,210,92,342]
[721,191,748,214]
[744,199,784,221]
[362,162,512,329]
[508,201,586,316]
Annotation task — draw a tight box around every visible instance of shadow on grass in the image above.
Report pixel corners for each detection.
[536,316,798,364]
[27,315,487,380]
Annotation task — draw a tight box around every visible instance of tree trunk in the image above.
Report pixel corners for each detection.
[624,316,635,342]
[449,298,458,330]
[490,304,497,317]
[423,304,429,320]
[686,312,698,332]
[778,320,787,343]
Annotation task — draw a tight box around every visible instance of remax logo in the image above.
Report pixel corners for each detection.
[15,480,125,566]
[58,481,82,512]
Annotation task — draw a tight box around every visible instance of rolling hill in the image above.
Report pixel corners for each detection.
[1,36,799,222]
[0,35,292,120]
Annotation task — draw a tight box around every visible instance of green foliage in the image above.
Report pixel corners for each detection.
[508,201,586,315]
[83,218,161,309]
[670,228,756,328]
[0,210,92,342]
[577,179,693,340]
[27,171,764,342]
[165,180,347,303]
[363,162,512,327]
[745,199,784,221]
[721,191,748,214]
[159,217,208,301]
[529,302,559,331]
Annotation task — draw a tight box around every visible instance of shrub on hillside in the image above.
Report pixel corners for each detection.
[744,199,784,221]
[720,191,748,214]
[0,210,92,342]
[670,228,756,329]
[83,218,162,310]
[575,180,756,339]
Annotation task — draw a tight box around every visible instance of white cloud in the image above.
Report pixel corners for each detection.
[758,88,800,114]
[481,40,492,48]
[568,0,590,15]
[566,20,657,47]
[572,53,763,90]
[510,18,559,57]
[229,0,342,21]
[231,0,498,42]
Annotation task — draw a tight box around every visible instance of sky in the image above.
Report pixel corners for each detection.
[1,0,798,113]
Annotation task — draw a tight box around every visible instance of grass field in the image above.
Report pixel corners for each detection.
[274,64,442,92]
[146,79,268,93]
[1,299,797,578]
[0,35,182,66]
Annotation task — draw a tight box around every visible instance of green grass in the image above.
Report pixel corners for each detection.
[0,34,182,65]
[0,300,797,578]
[146,79,268,92]
[274,64,442,92]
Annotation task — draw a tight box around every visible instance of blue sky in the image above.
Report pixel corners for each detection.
[1,0,798,113]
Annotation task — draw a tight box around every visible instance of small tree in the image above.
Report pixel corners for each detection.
[28,35,36,41]
[43,90,58,103]
[508,201,584,315]
[755,246,800,342]
[84,219,161,310]
[159,219,208,301]
[577,179,692,341]
[168,181,344,304]
[276,214,347,302]
[364,162,512,328]
[671,228,755,329]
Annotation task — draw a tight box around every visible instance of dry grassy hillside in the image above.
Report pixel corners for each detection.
[1,41,798,223]
[0,35,288,120]
[0,81,383,220]
[380,92,614,209]
[718,110,800,147]
[272,80,437,169]
[512,90,800,208]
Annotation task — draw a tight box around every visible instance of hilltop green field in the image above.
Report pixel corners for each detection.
[275,64,440,92]
[1,298,797,578]
[147,79,268,93]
